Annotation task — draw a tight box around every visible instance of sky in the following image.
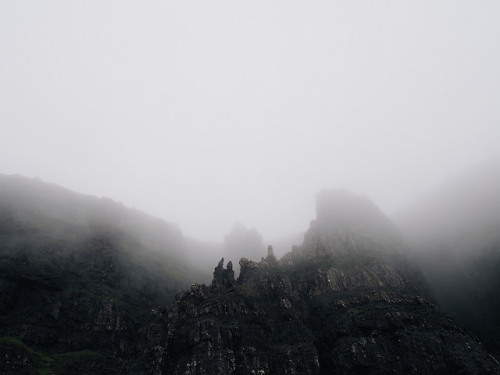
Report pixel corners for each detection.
[1,1,499,242]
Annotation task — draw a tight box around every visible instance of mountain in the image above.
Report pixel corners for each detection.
[1,179,499,374]
[150,190,498,374]
[224,222,265,266]
[0,174,211,374]
[395,158,500,358]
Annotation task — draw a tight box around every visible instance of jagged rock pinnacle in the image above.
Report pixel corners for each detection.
[212,257,235,288]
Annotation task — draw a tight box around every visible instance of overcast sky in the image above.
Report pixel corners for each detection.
[1,1,499,241]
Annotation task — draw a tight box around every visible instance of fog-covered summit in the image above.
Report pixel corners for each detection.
[1,172,499,373]
[299,189,405,260]
[0,173,184,253]
[316,189,399,235]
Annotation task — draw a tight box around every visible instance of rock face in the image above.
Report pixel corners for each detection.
[0,175,205,374]
[1,179,499,374]
[134,190,499,374]
[159,250,319,375]
[211,258,236,288]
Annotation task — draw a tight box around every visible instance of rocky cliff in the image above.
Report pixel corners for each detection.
[146,190,498,374]
[0,175,207,374]
[1,181,499,374]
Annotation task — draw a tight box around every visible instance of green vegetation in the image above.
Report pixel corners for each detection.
[0,336,120,375]
[237,285,259,297]
[0,336,52,375]
[346,308,361,316]
[51,350,119,375]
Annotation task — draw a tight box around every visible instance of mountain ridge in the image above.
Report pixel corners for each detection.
[0,175,499,374]
[156,190,498,374]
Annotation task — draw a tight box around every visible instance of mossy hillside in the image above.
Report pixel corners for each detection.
[0,337,120,375]
[51,350,119,375]
[0,336,52,375]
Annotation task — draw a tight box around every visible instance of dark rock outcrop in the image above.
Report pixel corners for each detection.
[144,190,499,374]
[1,178,499,374]
[212,258,236,288]
[0,175,205,374]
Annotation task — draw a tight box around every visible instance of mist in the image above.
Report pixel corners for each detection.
[1,2,499,242]
[392,157,500,355]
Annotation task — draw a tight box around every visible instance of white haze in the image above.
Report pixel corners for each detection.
[1,1,499,242]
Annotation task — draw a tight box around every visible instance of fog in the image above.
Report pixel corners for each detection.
[1,2,499,242]
[395,157,500,255]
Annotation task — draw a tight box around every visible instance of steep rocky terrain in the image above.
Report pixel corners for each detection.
[395,159,500,357]
[0,175,210,374]
[147,190,498,374]
[1,178,499,374]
